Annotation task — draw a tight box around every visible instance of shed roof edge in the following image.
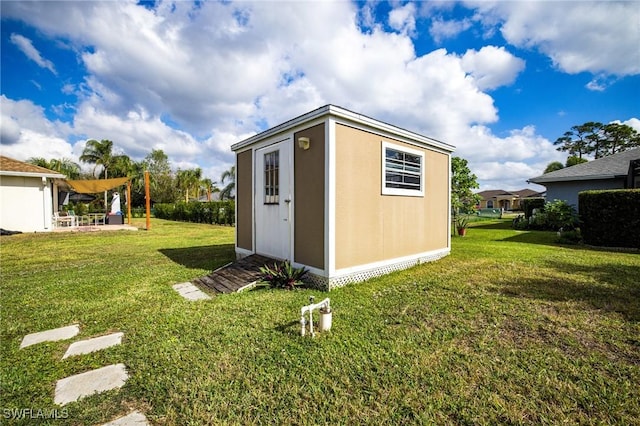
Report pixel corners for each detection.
[231,104,455,153]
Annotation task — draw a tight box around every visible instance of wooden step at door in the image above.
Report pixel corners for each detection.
[192,254,275,294]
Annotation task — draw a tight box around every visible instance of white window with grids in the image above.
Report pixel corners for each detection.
[264,150,279,204]
[382,141,425,197]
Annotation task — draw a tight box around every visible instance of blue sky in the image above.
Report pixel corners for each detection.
[1,0,639,191]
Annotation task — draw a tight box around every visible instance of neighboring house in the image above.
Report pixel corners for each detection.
[528,147,640,208]
[476,189,543,211]
[0,156,65,232]
[196,192,222,202]
[232,105,455,290]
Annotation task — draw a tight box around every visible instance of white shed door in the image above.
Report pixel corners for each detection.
[255,139,293,260]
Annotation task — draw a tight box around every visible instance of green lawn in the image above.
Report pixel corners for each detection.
[1,219,638,425]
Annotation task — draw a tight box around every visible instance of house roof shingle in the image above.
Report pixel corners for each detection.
[529,147,640,184]
[511,189,542,198]
[0,156,65,178]
[477,189,512,199]
[477,189,542,200]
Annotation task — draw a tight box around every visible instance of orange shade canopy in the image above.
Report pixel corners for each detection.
[65,177,130,194]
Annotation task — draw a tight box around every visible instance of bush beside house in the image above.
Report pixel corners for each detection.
[521,198,546,219]
[579,190,640,248]
[513,199,581,243]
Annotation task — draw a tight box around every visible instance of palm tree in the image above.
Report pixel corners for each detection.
[200,178,219,201]
[80,139,126,211]
[109,155,137,178]
[219,165,235,200]
[27,157,81,179]
[176,168,202,202]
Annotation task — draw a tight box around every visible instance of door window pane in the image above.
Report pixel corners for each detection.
[264,150,279,204]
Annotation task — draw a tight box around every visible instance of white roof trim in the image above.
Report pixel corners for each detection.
[0,170,65,179]
[231,105,455,153]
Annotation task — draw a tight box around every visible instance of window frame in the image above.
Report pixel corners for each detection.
[381,141,425,197]
[263,149,279,204]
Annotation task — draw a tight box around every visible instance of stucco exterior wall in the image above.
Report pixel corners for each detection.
[334,124,449,270]
[293,124,325,269]
[0,175,53,232]
[544,178,625,208]
[236,150,253,250]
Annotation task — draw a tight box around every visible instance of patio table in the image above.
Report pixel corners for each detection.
[84,213,106,226]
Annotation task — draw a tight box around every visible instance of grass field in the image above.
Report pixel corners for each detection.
[1,219,639,425]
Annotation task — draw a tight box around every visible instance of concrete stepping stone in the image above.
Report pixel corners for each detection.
[63,332,124,359]
[20,324,80,349]
[54,363,128,406]
[172,282,211,301]
[101,410,149,425]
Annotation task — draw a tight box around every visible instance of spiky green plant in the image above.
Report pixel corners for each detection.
[259,260,307,290]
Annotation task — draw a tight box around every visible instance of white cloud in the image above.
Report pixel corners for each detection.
[2,1,503,141]
[446,122,566,191]
[2,0,630,190]
[72,103,202,163]
[585,80,606,92]
[0,96,73,160]
[429,17,472,44]
[9,33,57,75]
[474,160,547,192]
[585,74,617,92]
[256,77,326,129]
[0,0,533,187]
[357,2,378,30]
[3,1,285,134]
[470,1,640,76]
[622,118,640,133]
[461,46,525,90]
[388,3,417,36]
[0,114,21,146]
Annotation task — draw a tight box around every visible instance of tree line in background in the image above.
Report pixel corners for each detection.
[545,121,640,173]
[28,139,234,208]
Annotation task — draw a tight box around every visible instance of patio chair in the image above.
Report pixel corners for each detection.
[67,210,78,227]
[53,211,75,228]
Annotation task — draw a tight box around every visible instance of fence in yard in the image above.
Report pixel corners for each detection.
[477,208,503,218]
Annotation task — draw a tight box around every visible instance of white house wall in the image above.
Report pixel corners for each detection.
[0,175,53,232]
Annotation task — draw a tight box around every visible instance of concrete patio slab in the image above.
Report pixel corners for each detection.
[62,332,124,359]
[53,224,138,233]
[172,282,211,301]
[101,411,149,426]
[20,324,80,349]
[54,363,128,406]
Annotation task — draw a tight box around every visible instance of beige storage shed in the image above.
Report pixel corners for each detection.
[232,105,454,289]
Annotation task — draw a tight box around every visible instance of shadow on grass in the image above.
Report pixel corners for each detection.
[501,231,559,246]
[502,231,640,253]
[275,320,302,336]
[469,220,516,230]
[498,260,640,322]
[159,244,235,270]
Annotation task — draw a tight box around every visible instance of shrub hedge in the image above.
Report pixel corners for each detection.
[521,197,546,219]
[154,201,235,225]
[579,189,640,248]
[129,207,146,218]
